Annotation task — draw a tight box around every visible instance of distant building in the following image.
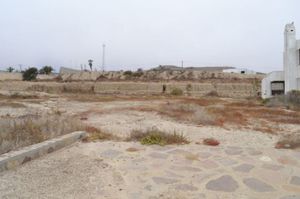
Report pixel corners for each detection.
[223,68,258,75]
[262,22,300,99]
[150,65,234,72]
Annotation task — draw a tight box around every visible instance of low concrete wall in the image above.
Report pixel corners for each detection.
[0,72,22,81]
[0,131,87,172]
[0,81,260,98]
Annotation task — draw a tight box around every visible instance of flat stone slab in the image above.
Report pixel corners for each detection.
[100,149,122,158]
[170,165,202,172]
[206,175,239,192]
[148,152,169,159]
[243,178,275,192]
[233,164,254,173]
[225,147,243,155]
[262,164,284,171]
[280,195,300,199]
[175,184,198,191]
[290,176,300,186]
[152,177,179,184]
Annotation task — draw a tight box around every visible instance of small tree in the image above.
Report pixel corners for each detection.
[88,59,93,71]
[7,67,14,73]
[39,66,53,75]
[124,70,133,76]
[23,67,38,81]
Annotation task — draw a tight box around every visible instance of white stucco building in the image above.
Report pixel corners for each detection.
[223,68,257,75]
[262,22,300,99]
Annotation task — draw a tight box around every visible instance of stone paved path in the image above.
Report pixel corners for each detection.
[0,141,300,199]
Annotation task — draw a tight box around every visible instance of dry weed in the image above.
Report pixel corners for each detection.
[84,126,117,142]
[275,132,300,149]
[0,114,83,154]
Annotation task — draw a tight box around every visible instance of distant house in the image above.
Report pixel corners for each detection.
[223,68,258,75]
[261,22,300,99]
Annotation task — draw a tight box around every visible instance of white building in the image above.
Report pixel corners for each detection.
[223,68,257,75]
[262,22,300,99]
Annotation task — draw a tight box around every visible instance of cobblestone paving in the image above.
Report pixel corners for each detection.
[1,141,300,199]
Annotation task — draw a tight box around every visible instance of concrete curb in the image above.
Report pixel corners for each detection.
[0,131,87,172]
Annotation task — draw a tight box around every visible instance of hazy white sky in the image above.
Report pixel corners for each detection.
[0,0,299,72]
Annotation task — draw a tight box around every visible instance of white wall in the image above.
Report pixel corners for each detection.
[261,71,284,99]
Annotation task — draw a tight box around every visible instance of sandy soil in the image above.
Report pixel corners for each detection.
[1,91,300,198]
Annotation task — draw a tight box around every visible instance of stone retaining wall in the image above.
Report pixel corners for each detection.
[0,131,87,172]
[0,81,260,98]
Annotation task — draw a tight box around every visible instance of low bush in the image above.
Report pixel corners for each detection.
[84,126,116,142]
[127,129,189,146]
[275,132,300,149]
[124,71,133,76]
[23,67,38,81]
[0,114,83,154]
[206,91,219,97]
[264,90,300,110]
[132,71,143,77]
[170,88,183,96]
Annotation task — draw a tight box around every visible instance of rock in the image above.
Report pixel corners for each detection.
[290,176,300,186]
[198,160,219,169]
[248,150,263,156]
[233,164,254,173]
[152,177,179,184]
[100,149,122,158]
[262,164,284,171]
[170,165,202,172]
[243,178,275,192]
[278,156,298,166]
[280,195,300,199]
[175,184,198,191]
[149,152,169,159]
[259,156,272,162]
[197,152,212,159]
[225,147,243,155]
[217,158,238,166]
[206,175,239,192]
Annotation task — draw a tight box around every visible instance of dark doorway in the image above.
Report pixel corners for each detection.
[271,81,285,96]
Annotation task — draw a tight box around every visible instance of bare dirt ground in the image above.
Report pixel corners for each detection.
[0,91,300,199]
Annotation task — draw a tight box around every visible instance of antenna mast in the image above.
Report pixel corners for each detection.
[102,44,106,72]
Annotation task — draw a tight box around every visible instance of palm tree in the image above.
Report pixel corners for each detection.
[88,59,93,71]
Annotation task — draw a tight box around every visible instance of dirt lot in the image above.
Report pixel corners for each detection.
[0,89,300,198]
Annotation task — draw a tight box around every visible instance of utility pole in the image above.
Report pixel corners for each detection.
[102,44,106,72]
[18,64,22,72]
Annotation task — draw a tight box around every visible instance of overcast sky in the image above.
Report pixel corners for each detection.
[0,0,299,72]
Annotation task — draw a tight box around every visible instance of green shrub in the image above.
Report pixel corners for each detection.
[141,133,165,145]
[39,66,54,75]
[128,129,189,146]
[170,88,183,96]
[132,71,143,77]
[23,67,38,81]
[206,91,219,97]
[186,84,192,92]
[124,71,133,76]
